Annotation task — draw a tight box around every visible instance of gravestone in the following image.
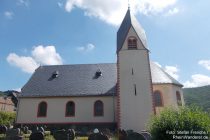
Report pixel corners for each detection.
[29,132,44,140]
[101,128,112,138]
[0,125,7,134]
[140,131,152,140]
[127,132,145,140]
[32,126,39,133]
[39,127,45,133]
[22,126,29,134]
[119,129,127,140]
[53,129,67,140]
[67,129,75,140]
[5,128,22,140]
[23,126,32,134]
[88,133,109,140]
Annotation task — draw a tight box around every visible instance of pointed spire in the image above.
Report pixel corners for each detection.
[128,0,130,10]
[117,8,148,53]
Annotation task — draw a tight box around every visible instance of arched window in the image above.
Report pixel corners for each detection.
[94,100,104,116]
[37,101,47,117]
[176,91,182,106]
[153,91,163,107]
[65,101,75,117]
[128,37,137,49]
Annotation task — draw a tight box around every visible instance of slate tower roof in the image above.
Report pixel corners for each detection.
[117,9,148,53]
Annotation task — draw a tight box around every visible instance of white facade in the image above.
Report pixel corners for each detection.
[117,27,153,132]
[153,84,184,114]
[16,96,116,124]
[16,84,184,127]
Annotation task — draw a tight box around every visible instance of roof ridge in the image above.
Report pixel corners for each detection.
[40,63,116,67]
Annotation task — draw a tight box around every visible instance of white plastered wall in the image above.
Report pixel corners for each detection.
[16,96,116,124]
[118,27,153,132]
[152,84,184,114]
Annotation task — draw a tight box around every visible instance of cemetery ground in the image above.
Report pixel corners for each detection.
[0,133,118,140]
[0,106,209,140]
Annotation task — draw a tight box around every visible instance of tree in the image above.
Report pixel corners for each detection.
[148,106,210,140]
[0,111,16,126]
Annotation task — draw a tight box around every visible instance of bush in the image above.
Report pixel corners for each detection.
[45,131,51,136]
[0,111,16,126]
[23,133,30,138]
[45,135,55,140]
[148,106,210,140]
[0,134,6,140]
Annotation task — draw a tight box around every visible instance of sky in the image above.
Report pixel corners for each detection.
[1,0,210,91]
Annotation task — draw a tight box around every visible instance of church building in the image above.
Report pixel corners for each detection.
[16,9,184,133]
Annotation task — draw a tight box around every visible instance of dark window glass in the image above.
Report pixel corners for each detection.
[154,91,163,107]
[176,91,182,106]
[37,101,47,117]
[128,37,137,49]
[66,101,75,116]
[94,100,103,116]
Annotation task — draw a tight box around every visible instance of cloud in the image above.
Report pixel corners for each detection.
[164,7,179,16]
[184,74,210,88]
[64,0,179,25]
[13,88,21,92]
[17,0,29,7]
[154,61,162,68]
[138,0,178,15]
[7,53,39,73]
[58,2,63,8]
[4,11,14,19]
[65,0,127,26]
[7,45,63,74]
[164,65,179,80]
[153,62,179,80]
[198,60,210,71]
[32,45,63,65]
[154,62,179,80]
[76,43,95,52]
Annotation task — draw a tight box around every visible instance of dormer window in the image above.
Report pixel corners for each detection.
[95,69,102,78]
[128,37,137,49]
[52,71,59,78]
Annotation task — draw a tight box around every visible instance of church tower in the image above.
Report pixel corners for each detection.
[117,9,154,132]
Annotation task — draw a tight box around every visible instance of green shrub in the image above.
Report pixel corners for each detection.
[23,133,30,138]
[0,111,16,126]
[0,134,6,140]
[45,131,51,136]
[148,106,210,140]
[45,135,55,140]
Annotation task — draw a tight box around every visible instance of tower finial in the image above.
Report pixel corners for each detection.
[128,0,130,10]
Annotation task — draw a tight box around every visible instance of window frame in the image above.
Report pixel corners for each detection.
[94,100,104,117]
[37,101,47,117]
[153,90,164,107]
[127,36,137,49]
[65,101,75,117]
[176,91,182,106]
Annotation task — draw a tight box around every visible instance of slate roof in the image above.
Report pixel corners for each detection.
[117,9,148,53]
[21,63,117,97]
[21,62,182,97]
[150,62,182,86]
